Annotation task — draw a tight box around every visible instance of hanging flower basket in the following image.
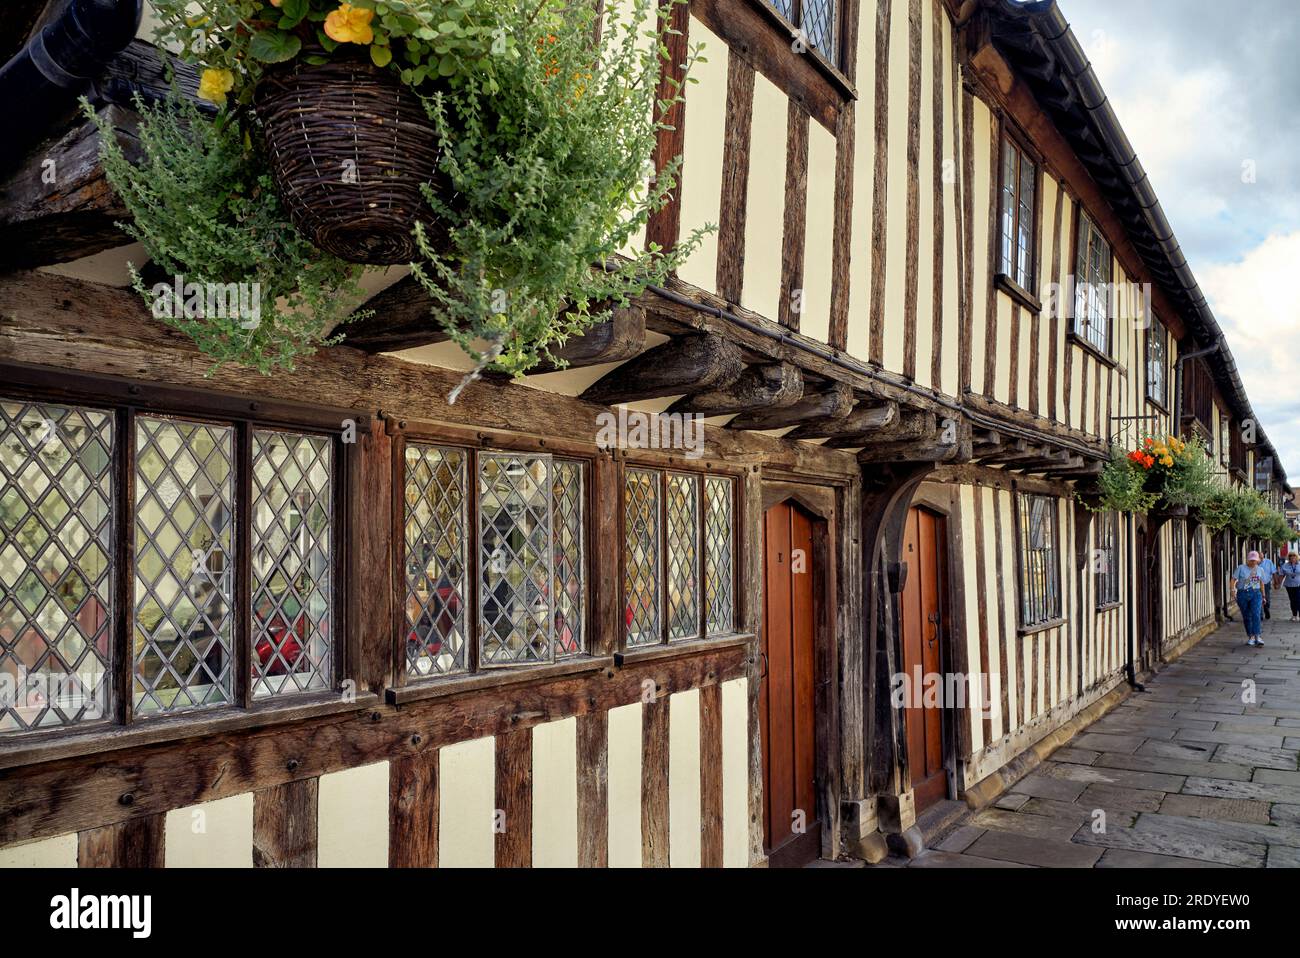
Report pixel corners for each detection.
[257,54,447,264]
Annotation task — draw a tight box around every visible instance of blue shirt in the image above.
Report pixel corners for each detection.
[1260,558,1277,579]
[1281,560,1300,588]
[1234,565,1268,592]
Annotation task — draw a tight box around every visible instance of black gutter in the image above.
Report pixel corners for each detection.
[0,0,142,175]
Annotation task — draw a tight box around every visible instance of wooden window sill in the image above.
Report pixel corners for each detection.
[0,689,382,772]
[1145,396,1170,417]
[995,273,1042,314]
[387,655,616,706]
[615,632,757,667]
[1066,331,1118,369]
[1095,601,1123,613]
[691,0,855,133]
[1018,617,1066,637]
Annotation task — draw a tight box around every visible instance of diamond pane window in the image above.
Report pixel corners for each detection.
[133,417,235,716]
[479,454,553,667]
[666,474,700,641]
[404,444,468,676]
[251,430,333,698]
[764,0,840,67]
[552,459,585,657]
[624,468,661,647]
[704,476,735,634]
[0,400,114,733]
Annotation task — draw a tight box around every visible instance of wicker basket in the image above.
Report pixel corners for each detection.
[256,56,447,264]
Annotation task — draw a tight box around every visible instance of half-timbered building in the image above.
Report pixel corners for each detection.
[0,0,1292,868]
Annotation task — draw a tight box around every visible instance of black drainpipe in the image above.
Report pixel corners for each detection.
[0,0,142,174]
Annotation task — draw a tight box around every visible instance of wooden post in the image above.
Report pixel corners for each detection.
[389,753,439,868]
[78,814,165,868]
[699,683,725,867]
[641,694,671,867]
[252,778,319,868]
[576,711,609,868]
[495,728,533,868]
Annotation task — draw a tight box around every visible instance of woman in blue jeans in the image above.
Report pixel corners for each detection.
[1233,551,1268,646]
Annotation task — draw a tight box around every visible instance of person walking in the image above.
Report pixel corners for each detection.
[1234,551,1268,646]
[1260,551,1277,619]
[1282,552,1300,621]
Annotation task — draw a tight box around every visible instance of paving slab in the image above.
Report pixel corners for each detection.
[971,807,1080,841]
[1091,751,1254,781]
[1174,728,1287,748]
[1212,743,1300,771]
[1042,762,1186,793]
[907,850,1031,868]
[1266,845,1300,867]
[1136,740,1217,762]
[964,830,1104,868]
[1070,732,1150,753]
[934,825,985,853]
[1077,783,1167,814]
[994,791,1031,811]
[1253,768,1300,787]
[1072,821,1266,867]
[1007,774,1086,802]
[1158,793,1272,824]
[1095,848,1221,868]
[1182,776,1300,805]
[1046,747,1099,765]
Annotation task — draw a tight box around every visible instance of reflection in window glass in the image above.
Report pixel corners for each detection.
[133,417,235,715]
[552,460,584,657]
[0,400,114,732]
[666,474,700,641]
[704,477,735,634]
[404,444,468,676]
[479,454,552,666]
[251,430,333,698]
[624,469,661,647]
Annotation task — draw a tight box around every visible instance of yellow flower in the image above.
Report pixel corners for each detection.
[198,68,235,106]
[324,3,374,44]
[1161,456,1174,468]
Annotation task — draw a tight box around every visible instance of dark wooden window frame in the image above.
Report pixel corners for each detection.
[1095,510,1121,610]
[995,121,1043,311]
[0,361,365,747]
[1172,520,1186,588]
[616,451,746,660]
[1146,317,1170,412]
[387,419,600,692]
[691,0,858,133]
[1013,491,1064,632]
[1067,204,1115,360]
[1219,412,1232,468]
[1194,525,1206,583]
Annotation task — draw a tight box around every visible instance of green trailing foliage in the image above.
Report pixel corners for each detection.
[1084,446,1158,515]
[86,92,366,374]
[410,0,713,375]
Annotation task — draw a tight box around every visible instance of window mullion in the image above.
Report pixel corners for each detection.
[659,471,669,645]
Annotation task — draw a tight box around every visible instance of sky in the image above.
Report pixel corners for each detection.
[1058,0,1300,479]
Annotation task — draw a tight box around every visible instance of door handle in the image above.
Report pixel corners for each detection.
[759,651,768,681]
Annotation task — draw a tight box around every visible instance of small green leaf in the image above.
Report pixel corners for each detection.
[370,45,393,67]
[249,29,302,64]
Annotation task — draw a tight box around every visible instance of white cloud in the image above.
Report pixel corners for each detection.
[1200,231,1300,476]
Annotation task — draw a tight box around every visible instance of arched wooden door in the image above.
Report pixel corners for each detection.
[899,506,949,812]
[759,499,820,867]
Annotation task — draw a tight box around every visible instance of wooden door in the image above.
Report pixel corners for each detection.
[759,500,819,866]
[899,507,948,813]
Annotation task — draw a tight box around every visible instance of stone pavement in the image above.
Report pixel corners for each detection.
[893,615,1300,868]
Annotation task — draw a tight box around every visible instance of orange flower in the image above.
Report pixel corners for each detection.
[324,3,374,44]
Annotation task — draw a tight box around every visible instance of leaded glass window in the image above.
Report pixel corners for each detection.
[479,454,553,667]
[133,417,235,716]
[0,400,113,732]
[624,469,737,647]
[666,474,700,640]
[1147,320,1168,407]
[624,468,661,647]
[251,430,333,698]
[764,0,840,68]
[1095,511,1120,609]
[704,476,735,634]
[1194,527,1206,582]
[403,445,585,676]
[552,459,584,657]
[999,136,1037,291]
[404,444,468,676]
[1172,520,1186,588]
[1018,494,1061,629]
[1073,211,1113,354]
